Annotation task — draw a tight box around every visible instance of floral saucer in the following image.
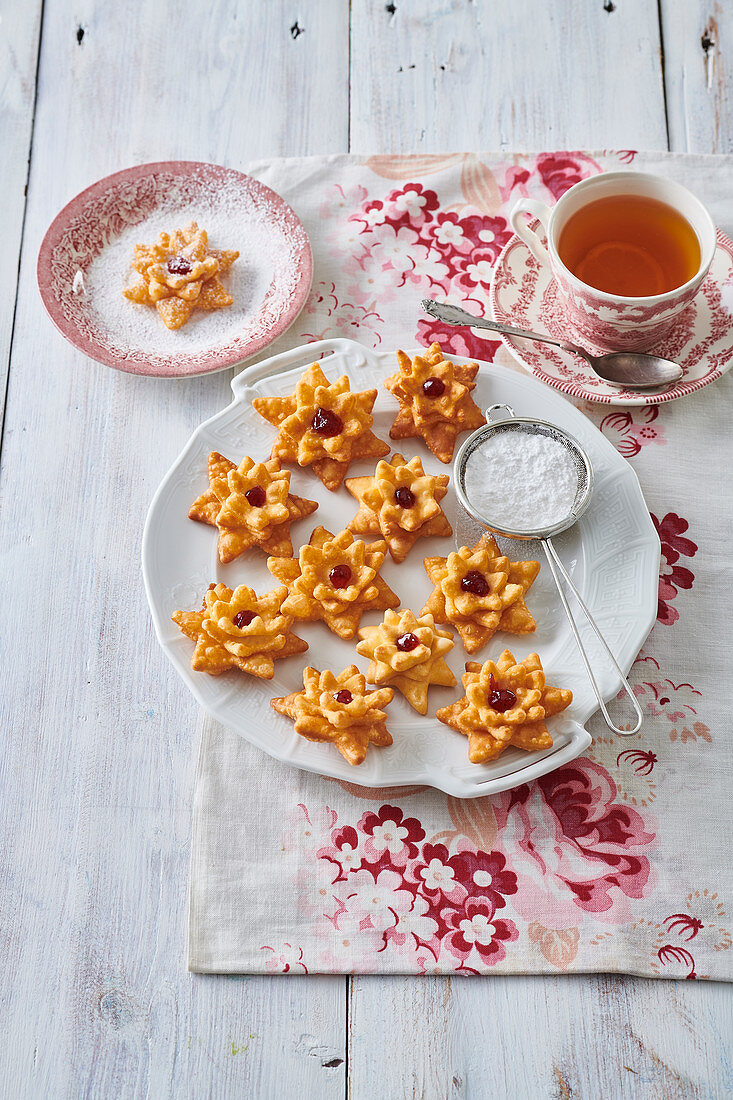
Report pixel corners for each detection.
[490,224,733,406]
[37,161,312,378]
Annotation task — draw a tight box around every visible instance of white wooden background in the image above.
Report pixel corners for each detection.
[2,1,732,1097]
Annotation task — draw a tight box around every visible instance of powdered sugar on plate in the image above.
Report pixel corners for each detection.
[464,428,579,531]
[39,163,312,377]
[85,195,280,355]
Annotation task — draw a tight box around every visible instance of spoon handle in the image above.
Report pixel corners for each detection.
[421,299,584,357]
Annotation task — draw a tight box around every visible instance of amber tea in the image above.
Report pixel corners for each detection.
[557,194,701,297]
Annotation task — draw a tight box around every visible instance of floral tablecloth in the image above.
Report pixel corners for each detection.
[187,151,732,978]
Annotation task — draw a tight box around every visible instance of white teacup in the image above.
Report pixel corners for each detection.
[509,171,717,352]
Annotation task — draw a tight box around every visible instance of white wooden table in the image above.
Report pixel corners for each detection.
[2,2,733,1096]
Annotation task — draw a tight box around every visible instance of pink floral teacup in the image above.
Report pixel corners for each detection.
[509,171,717,351]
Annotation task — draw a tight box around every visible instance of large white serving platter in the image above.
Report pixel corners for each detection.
[142,338,660,798]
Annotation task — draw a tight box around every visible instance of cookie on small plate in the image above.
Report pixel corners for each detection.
[124,222,238,330]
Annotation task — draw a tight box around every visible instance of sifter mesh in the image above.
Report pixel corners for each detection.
[454,418,593,540]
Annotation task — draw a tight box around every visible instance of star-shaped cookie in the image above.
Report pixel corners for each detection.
[267,525,399,639]
[123,222,238,329]
[356,608,456,714]
[436,649,572,764]
[188,451,318,562]
[172,582,308,679]
[271,665,394,765]
[252,363,389,490]
[384,342,486,463]
[422,533,540,654]
[345,452,452,563]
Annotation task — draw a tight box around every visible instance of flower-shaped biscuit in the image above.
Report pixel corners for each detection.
[189,451,318,562]
[253,363,389,490]
[172,583,307,679]
[385,342,485,462]
[422,534,540,654]
[356,608,456,714]
[268,525,399,639]
[123,222,238,330]
[345,453,452,563]
[437,649,573,763]
[271,665,394,765]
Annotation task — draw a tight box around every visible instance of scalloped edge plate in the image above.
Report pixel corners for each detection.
[142,338,660,797]
[37,160,313,377]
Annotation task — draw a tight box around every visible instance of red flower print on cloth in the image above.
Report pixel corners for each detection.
[359,804,425,866]
[412,842,517,911]
[535,151,600,200]
[416,309,501,361]
[440,896,518,966]
[302,280,385,345]
[652,513,698,625]
[599,406,667,457]
[261,943,308,974]
[280,761,656,973]
[664,890,731,953]
[344,182,513,350]
[310,804,519,973]
[628,655,711,744]
[493,760,656,927]
[586,732,657,808]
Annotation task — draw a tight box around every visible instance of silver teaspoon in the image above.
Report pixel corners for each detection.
[421,299,683,390]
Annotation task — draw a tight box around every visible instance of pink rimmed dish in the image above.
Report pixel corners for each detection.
[490,223,733,406]
[37,161,313,378]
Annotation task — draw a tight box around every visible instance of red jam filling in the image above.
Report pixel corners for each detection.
[329,564,353,588]
[334,689,353,704]
[167,255,193,276]
[310,406,343,437]
[460,570,490,596]
[422,377,446,398]
[489,674,517,712]
[233,609,255,628]
[395,631,420,652]
[245,485,267,507]
[394,486,416,508]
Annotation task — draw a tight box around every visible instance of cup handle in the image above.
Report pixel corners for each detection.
[509,198,553,267]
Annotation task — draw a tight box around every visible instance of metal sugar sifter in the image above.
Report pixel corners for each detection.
[454,404,642,736]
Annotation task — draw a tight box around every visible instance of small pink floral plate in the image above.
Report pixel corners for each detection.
[490,223,733,406]
[37,161,313,377]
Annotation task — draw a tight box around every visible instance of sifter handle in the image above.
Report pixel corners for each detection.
[542,538,642,736]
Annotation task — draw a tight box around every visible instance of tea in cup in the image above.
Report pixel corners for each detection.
[510,172,717,352]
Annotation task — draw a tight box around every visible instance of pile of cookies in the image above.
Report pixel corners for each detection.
[173,342,572,767]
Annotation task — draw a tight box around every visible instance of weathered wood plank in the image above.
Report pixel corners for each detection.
[661,0,733,152]
[350,0,668,153]
[0,0,42,438]
[349,974,733,1097]
[0,0,349,1097]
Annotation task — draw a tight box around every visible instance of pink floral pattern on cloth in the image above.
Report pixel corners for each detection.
[598,406,668,457]
[187,150,732,980]
[652,512,698,625]
[261,751,662,975]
